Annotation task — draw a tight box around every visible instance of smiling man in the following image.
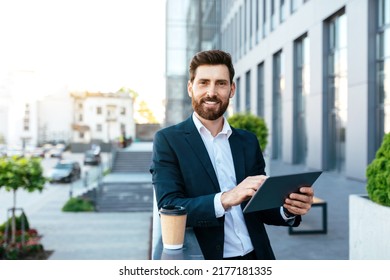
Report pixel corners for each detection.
[150,50,314,260]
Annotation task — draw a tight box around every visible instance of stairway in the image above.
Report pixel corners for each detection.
[111,150,152,173]
[95,148,154,212]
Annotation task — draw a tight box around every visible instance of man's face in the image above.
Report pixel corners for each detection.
[188,64,235,121]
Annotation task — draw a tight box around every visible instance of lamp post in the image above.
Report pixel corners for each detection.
[106,116,116,169]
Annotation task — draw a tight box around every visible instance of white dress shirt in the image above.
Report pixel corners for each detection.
[192,114,294,258]
[192,114,254,258]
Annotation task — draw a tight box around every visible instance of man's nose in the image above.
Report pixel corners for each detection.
[206,85,217,97]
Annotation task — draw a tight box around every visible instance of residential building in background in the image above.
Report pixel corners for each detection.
[164,0,389,181]
[70,91,135,145]
[0,85,136,151]
[0,70,41,148]
[37,92,73,145]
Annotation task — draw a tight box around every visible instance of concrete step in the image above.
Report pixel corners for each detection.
[111,151,152,173]
[96,182,153,212]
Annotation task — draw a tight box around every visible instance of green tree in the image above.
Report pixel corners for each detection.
[227,112,269,151]
[117,87,139,100]
[136,100,158,124]
[0,156,46,243]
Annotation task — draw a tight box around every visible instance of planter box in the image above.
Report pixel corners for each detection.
[349,194,390,259]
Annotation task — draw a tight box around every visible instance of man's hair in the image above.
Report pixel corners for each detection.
[189,50,235,83]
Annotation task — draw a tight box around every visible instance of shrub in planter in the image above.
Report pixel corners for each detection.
[0,212,30,233]
[0,228,45,260]
[62,197,95,212]
[366,133,390,207]
[227,112,269,151]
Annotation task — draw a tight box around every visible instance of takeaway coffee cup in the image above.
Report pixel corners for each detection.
[159,205,187,250]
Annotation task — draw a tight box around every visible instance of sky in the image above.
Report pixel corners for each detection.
[0,0,166,121]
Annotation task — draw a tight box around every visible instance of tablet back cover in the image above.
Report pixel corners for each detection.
[243,171,322,213]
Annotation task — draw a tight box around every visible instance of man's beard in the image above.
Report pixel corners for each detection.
[192,95,229,121]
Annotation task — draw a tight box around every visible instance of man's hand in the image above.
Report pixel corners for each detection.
[283,186,314,216]
[221,175,268,210]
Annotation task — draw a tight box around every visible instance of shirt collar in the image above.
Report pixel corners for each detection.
[192,113,232,138]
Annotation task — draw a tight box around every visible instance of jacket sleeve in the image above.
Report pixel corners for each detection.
[150,130,223,228]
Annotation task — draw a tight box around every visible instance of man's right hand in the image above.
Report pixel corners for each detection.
[221,175,268,210]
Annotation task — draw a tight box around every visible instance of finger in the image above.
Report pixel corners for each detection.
[288,193,313,204]
[285,196,313,208]
[299,186,314,195]
[284,199,307,209]
[284,200,311,213]
[284,204,310,215]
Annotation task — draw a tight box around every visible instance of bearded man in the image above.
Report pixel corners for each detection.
[150,50,314,260]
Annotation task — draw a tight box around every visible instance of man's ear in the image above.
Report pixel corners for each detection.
[229,82,236,98]
[187,81,193,97]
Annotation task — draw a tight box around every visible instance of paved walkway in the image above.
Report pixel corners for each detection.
[265,160,366,260]
[0,142,368,260]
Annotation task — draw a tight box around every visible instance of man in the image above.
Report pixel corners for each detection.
[150,50,314,260]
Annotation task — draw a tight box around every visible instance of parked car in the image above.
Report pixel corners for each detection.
[5,146,24,158]
[48,148,63,158]
[48,160,81,183]
[83,150,101,165]
[31,147,46,158]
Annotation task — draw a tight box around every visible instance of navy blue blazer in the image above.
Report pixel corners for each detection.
[150,116,301,260]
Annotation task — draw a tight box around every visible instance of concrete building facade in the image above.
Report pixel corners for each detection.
[165,0,390,181]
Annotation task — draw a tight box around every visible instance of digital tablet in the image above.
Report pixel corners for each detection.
[243,171,323,213]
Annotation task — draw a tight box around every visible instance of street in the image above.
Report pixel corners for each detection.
[0,151,109,224]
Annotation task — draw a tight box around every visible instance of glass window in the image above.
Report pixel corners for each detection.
[280,0,286,23]
[256,0,260,43]
[245,70,251,112]
[236,77,241,112]
[291,0,298,13]
[293,34,310,164]
[240,6,243,58]
[325,11,348,171]
[257,62,265,117]
[271,0,275,30]
[262,0,267,37]
[244,0,247,53]
[23,119,29,131]
[249,0,253,49]
[272,50,284,159]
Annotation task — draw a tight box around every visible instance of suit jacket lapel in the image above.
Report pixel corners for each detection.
[183,117,220,192]
[229,128,246,186]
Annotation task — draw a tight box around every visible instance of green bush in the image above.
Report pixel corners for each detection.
[227,112,269,151]
[62,197,95,212]
[366,133,390,207]
[0,212,30,233]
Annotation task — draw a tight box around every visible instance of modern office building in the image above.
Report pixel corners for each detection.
[165,0,190,127]
[165,0,389,181]
[165,0,222,127]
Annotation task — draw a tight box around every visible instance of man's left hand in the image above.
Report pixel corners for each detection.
[283,186,314,216]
